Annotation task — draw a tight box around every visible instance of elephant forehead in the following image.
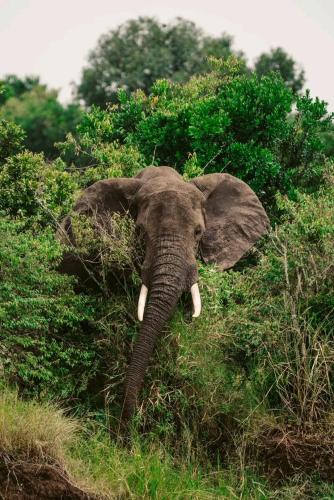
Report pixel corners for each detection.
[150,190,203,213]
[137,179,203,205]
[143,193,204,231]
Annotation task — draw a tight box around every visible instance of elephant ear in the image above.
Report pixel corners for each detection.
[191,173,269,270]
[57,178,142,246]
[73,178,142,217]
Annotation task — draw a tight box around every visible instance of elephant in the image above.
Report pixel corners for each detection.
[57,166,269,423]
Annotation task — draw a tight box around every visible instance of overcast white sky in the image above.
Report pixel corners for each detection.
[1,0,333,109]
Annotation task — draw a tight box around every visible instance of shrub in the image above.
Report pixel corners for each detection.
[0,152,78,222]
[58,106,145,187]
[0,219,99,400]
[61,58,333,210]
[0,84,82,158]
[70,211,142,281]
[0,118,25,164]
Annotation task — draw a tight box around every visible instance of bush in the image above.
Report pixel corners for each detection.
[0,118,25,164]
[0,152,78,222]
[321,123,334,157]
[58,105,145,187]
[70,210,142,280]
[61,58,333,209]
[0,84,82,158]
[0,219,100,400]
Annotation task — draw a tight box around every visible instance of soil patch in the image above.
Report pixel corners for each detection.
[0,454,98,500]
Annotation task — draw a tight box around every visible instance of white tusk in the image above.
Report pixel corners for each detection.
[191,283,201,318]
[138,284,148,321]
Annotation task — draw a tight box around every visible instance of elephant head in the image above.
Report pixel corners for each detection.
[57,166,269,422]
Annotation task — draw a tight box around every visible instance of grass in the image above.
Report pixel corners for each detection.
[0,386,274,499]
[0,387,78,465]
[2,388,333,499]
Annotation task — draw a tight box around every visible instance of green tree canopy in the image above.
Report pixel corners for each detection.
[62,57,332,211]
[0,74,40,105]
[0,83,82,158]
[77,16,245,107]
[254,47,305,94]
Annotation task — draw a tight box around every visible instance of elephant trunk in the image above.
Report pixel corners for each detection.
[121,241,189,422]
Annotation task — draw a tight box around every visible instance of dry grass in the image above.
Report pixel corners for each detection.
[0,388,102,498]
[67,210,143,297]
[71,211,140,271]
[249,414,334,481]
[0,388,78,465]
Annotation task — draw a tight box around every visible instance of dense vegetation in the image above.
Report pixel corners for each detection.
[77,17,246,107]
[64,57,331,210]
[0,75,82,158]
[0,24,334,498]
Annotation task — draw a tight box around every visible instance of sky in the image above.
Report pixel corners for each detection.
[1,0,333,110]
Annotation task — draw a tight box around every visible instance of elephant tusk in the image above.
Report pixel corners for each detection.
[138,284,148,321]
[191,283,201,318]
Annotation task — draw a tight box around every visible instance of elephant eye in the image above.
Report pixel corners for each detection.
[194,226,202,238]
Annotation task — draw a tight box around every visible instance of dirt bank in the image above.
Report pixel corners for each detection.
[0,454,98,500]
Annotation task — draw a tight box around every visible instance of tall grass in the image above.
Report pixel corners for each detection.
[0,386,274,499]
[0,387,78,465]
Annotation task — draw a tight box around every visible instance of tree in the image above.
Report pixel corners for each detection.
[77,17,244,107]
[65,57,332,208]
[254,47,305,94]
[0,75,40,105]
[0,84,82,158]
[321,123,334,157]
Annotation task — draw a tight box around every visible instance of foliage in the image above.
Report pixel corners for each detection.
[0,83,82,158]
[0,219,100,400]
[0,118,25,164]
[0,152,78,222]
[1,32,333,494]
[71,211,141,276]
[67,58,332,208]
[58,106,145,187]
[77,16,245,107]
[321,122,334,157]
[254,47,305,94]
[0,74,40,105]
